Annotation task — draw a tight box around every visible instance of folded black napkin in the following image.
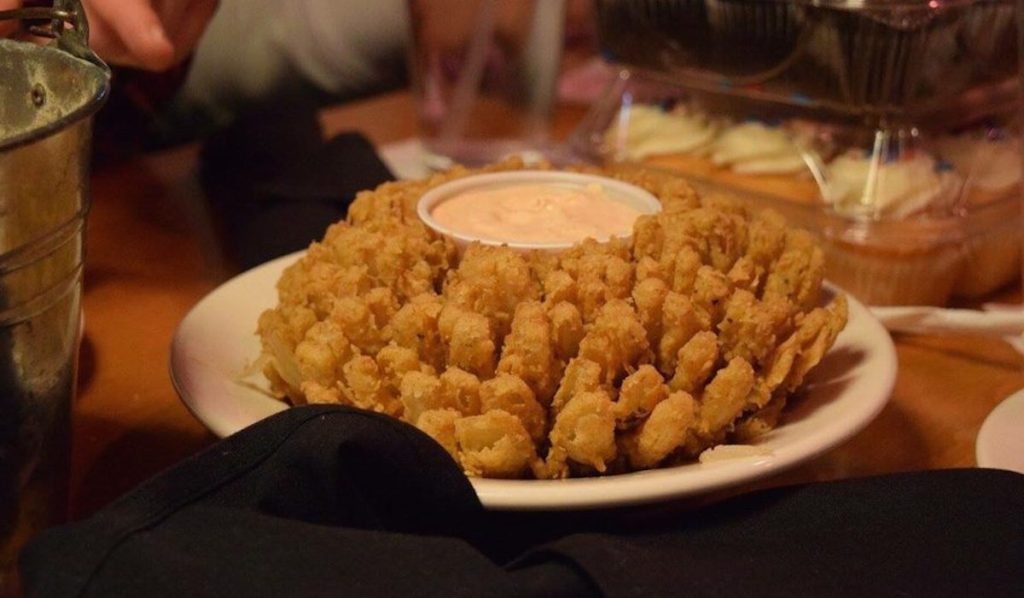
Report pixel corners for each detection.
[21,405,1024,598]
[199,106,395,270]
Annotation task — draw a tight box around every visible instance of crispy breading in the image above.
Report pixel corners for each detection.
[765,295,848,392]
[301,381,342,405]
[320,220,454,301]
[339,355,402,416]
[479,374,547,443]
[763,229,826,311]
[615,365,669,427]
[388,293,445,372]
[258,304,318,353]
[292,320,355,392]
[684,208,749,273]
[560,237,633,268]
[578,299,652,385]
[691,266,733,330]
[497,301,561,405]
[632,276,670,348]
[376,344,431,383]
[376,343,433,412]
[347,177,433,226]
[667,246,702,295]
[398,371,444,425]
[346,157,535,226]
[438,367,482,416]
[697,357,755,440]
[717,290,795,367]
[275,247,371,318]
[547,390,618,474]
[328,295,389,355]
[364,286,400,330]
[652,175,702,214]
[622,391,698,469]
[632,214,664,261]
[551,357,604,415]
[547,301,584,362]
[438,305,496,378]
[733,395,787,443]
[668,330,719,394]
[699,192,749,217]
[542,270,577,306]
[443,244,541,341]
[555,239,635,322]
[727,256,761,293]
[415,408,461,459]
[648,208,748,278]
[580,252,634,313]
[635,255,665,282]
[745,209,789,270]
[258,305,319,399]
[455,410,537,478]
[747,378,773,411]
[526,250,561,287]
[657,291,703,375]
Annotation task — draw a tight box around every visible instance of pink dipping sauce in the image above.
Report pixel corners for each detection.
[430,182,643,245]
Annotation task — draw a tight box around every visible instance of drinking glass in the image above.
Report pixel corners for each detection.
[407,0,567,168]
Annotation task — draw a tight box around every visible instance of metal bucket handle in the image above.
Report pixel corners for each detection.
[0,0,108,73]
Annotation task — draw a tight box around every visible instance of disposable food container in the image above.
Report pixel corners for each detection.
[571,69,1021,306]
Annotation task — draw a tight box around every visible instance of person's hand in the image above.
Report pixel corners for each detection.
[0,0,217,71]
[0,0,20,37]
[84,0,217,70]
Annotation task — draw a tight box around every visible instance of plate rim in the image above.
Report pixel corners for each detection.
[170,251,897,510]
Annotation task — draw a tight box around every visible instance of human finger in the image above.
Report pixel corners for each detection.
[85,0,175,70]
[1,0,22,37]
[156,0,217,65]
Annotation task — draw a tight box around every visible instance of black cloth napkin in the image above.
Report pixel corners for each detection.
[199,106,395,270]
[21,405,1024,598]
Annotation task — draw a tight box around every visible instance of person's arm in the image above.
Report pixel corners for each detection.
[0,0,21,36]
[1,0,217,71]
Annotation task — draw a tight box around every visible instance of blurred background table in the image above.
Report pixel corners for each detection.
[70,90,1024,517]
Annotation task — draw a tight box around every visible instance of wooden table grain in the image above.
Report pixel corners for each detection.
[69,90,1024,517]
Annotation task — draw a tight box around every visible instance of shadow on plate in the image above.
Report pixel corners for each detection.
[782,345,865,424]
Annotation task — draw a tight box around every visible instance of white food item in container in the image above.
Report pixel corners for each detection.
[710,121,809,175]
[606,104,720,160]
[825,151,962,219]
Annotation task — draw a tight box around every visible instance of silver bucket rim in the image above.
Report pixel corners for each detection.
[0,0,111,152]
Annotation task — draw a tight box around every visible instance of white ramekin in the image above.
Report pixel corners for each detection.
[416,170,662,252]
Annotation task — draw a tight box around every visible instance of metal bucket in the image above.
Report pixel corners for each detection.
[0,0,108,586]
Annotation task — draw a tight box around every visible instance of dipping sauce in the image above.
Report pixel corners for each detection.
[430,182,643,245]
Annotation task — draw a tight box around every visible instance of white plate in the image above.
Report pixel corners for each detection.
[976,389,1024,474]
[171,251,897,510]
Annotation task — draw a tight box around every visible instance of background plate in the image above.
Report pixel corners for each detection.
[976,389,1024,474]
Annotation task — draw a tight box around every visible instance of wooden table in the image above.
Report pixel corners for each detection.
[70,90,1024,517]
